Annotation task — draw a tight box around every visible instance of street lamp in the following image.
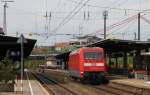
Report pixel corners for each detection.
[17,34,27,93]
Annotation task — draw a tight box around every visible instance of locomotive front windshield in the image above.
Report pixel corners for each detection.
[84,52,102,60]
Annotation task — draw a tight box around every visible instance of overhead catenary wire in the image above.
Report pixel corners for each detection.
[86,8,150,37]
[87,14,138,36]
[43,0,87,41]
[79,0,124,39]
[71,0,142,39]
[65,0,144,12]
[108,18,137,36]
[52,0,86,32]
[109,19,137,40]
[46,11,149,38]
[107,0,126,11]
[9,0,150,44]
[141,16,150,25]
[47,0,91,39]
[97,17,137,37]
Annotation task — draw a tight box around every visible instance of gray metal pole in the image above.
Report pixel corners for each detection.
[103,11,108,39]
[134,32,136,40]
[104,16,106,39]
[21,34,24,93]
[3,2,7,35]
[17,33,27,93]
[2,1,14,35]
[138,13,140,40]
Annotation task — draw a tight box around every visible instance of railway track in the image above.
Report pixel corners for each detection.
[94,85,134,95]
[32,72,78,95]
[41,69,137,95]
[94,84,150,95]
[69,79,135,95]
[34,70,150,95]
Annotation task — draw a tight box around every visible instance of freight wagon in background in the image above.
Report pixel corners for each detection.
[68,47,108,84]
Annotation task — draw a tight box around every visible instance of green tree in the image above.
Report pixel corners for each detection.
[0,56,17,84]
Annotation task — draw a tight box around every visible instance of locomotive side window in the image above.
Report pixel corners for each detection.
[84,52,102,60]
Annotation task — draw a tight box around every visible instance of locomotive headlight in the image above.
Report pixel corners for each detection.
[84,63,92,66]
[96,63,104,66]
[84,63,104,66]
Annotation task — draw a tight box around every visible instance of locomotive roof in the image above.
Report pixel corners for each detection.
[82,47,103,49]
[70,47,103,55]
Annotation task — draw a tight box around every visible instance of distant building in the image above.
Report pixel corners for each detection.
[32,47,47,54]
[55,41,80,51]
[54,36,102,51]
[54,36,102,70]
[32,46,56,55]
[55,42,70,51]
[77,36,103,45]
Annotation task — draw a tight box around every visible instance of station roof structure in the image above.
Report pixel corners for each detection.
[55,51,70,60]
[55,39,150,59]
[0,35,36,60]
[87,39,150,53]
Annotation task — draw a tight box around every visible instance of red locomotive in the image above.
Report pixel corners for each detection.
[68,47,108,84]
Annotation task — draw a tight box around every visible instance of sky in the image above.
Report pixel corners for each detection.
[0,0,150,46]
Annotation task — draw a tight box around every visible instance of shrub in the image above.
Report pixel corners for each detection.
[0,57,17,84]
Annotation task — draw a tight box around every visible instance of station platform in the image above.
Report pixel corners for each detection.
[2,70,50,95]
[110,79,150,94]
[111,79,150,89]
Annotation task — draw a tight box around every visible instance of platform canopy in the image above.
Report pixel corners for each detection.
[55,39,150,60]
[0,35,36,60]
[55,51,70,60]
[87,39,150,53]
